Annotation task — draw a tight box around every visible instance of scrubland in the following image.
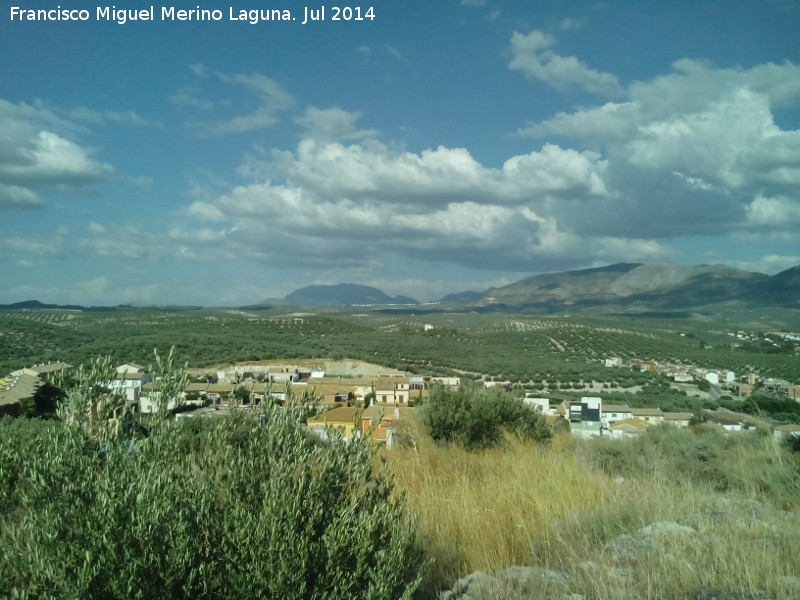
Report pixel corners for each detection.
[387,425,800,599]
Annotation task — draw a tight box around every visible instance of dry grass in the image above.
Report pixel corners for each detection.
[386,427,800,599]
[386,430,606,589]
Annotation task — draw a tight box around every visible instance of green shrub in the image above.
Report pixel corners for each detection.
[0,407,423,599]
[418,383,552,450]
[578,424,800,509]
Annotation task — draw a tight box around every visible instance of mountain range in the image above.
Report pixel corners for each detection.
[260,263,799,314]
[2,263,798,316]
[464,262,792,314]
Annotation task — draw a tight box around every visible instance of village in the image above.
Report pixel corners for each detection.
[3,355,799,447]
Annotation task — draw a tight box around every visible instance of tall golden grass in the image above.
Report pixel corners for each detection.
[386,429,606,590]
[386,426,800,599]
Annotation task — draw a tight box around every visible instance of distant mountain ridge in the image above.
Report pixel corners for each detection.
[262,283,419,306]
[459,262,796,313]
[3,263,798,314]
[0,300,133,312]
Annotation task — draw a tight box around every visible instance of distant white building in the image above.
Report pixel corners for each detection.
[107,365,150,403]
[523,396,552,415]
[601,404,633,428]
[568,397,602,438]
[605,357,623,368]
[712,418,742,432]
[705,372,720,385]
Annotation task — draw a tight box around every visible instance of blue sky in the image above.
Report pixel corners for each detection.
[2,0,799,305]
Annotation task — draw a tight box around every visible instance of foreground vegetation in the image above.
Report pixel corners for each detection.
[3,357,799,599]
[2,302,799,598]
[0,407,423,599]
[388,424,800,599]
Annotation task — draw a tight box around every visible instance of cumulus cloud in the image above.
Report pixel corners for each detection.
[179,67,295,136]
[509,30,623,97]
[0,99,113,208]
[514,55,800,240]
[174,50,799,281]
[730,254,800,275]
[294,107,378,142]
[182,136,666,274]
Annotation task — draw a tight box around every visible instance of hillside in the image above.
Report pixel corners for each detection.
[466,262,786,314]
[268,283,419,306]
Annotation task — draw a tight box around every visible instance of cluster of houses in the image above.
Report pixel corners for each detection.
[0,362,71,416]
[606,356,800,400]
[532,394,800,442]
[524,395,694,439]
[3,360,799,445]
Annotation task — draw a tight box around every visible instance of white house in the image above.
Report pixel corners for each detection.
[568,397,602,438]
[108,366,151,403]
[523,396,551,415]
[712,418,743,432]
[601,404,633,428]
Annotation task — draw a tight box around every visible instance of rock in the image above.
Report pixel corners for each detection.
[603,533,661,562]
[691,586,776,600]
[637,521,697,537]
[445,566,573,600]
[713,498,764,521]
[449,571,501,600]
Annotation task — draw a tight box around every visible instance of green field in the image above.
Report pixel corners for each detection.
[2,306,797,390]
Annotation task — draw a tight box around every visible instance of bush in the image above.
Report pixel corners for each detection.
[0,406,423,599]
[578,424,800,509]
[418,384,552,450]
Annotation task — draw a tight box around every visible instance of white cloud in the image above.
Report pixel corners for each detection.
[180,67,295,136]
[509,30,623,97]
[3,233,65,257]
[0,183,42,209]
[0,131,112,187]
[730,254,800,275]
[559,17,582,31]
[0,99,113,208]
[294,107,378,142]
[514,56,800,239]
[182,136,665,274]
[745,195,800,227]
[63,105,162,128]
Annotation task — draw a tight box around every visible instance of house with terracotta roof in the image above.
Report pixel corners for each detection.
[374,376,411,404]
[630,407,664,424]
[601,404,632,428]
[663,412,693,427]
[360,404,417,447]
[609,417,651,438]
[306,406,363,441]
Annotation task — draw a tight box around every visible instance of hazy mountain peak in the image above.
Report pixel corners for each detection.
[276,283,419,306]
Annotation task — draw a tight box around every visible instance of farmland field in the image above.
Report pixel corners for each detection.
[2,307,797,390]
